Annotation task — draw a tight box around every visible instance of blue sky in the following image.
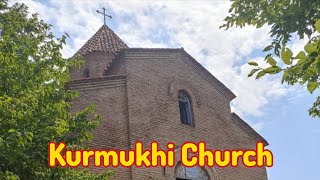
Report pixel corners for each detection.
[13,0,320,179]
[261,93,320,180]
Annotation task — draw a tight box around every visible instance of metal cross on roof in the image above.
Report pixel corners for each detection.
[96,7,112,25]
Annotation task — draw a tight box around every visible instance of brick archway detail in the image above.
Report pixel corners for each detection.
[168,79,201,107]
[172,148,220,180]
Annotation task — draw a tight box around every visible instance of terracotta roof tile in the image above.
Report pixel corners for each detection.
[76,25,128,55]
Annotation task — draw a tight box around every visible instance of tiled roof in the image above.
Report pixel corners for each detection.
[76,25,128,55]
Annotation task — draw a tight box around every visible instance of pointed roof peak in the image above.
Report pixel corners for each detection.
[76,24,128,55]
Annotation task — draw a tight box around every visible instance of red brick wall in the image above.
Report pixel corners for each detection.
[70,49,268,180]
[69,77,132,179]
[123,49,267,180]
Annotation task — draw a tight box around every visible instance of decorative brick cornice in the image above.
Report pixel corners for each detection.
[67,75,126,90]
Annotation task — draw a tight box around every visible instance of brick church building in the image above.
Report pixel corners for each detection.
[69,24,269,180]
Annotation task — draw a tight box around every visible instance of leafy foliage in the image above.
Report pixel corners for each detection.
[0,1,111,179]
[222,0,320,118]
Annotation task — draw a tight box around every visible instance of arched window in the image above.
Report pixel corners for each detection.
[174,161,209,180]
[178,91,194,126]
[82,68,89,78]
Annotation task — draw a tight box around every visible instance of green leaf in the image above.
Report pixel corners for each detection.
[307,81,318,93]
[302,71,314,83]
[26,132,34,141]
[302,61,313,71]
[256,21,264,28]
[315,19,320,33]
[8,129,16,133]
[267,57,277,66]
[256,70,266,79]
[264,66,281,73]
[248,68,259,77]
[248,61,258,66]
[281,47,293,65]
[282,70,289,83]
[263,45,273,52]
[295,51,306,60]
[304,43,314,54]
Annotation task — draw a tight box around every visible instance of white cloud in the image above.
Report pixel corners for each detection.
[13,0,304,131]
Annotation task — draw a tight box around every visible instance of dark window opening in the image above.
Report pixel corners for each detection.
[83,68,89,78]
[178,91,193,126]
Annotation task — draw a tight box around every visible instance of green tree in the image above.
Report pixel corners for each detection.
[221,0,320,118]
[0,1,112,179]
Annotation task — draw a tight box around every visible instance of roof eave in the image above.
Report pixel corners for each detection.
[180,49,236,101]
[231,113,269,146]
